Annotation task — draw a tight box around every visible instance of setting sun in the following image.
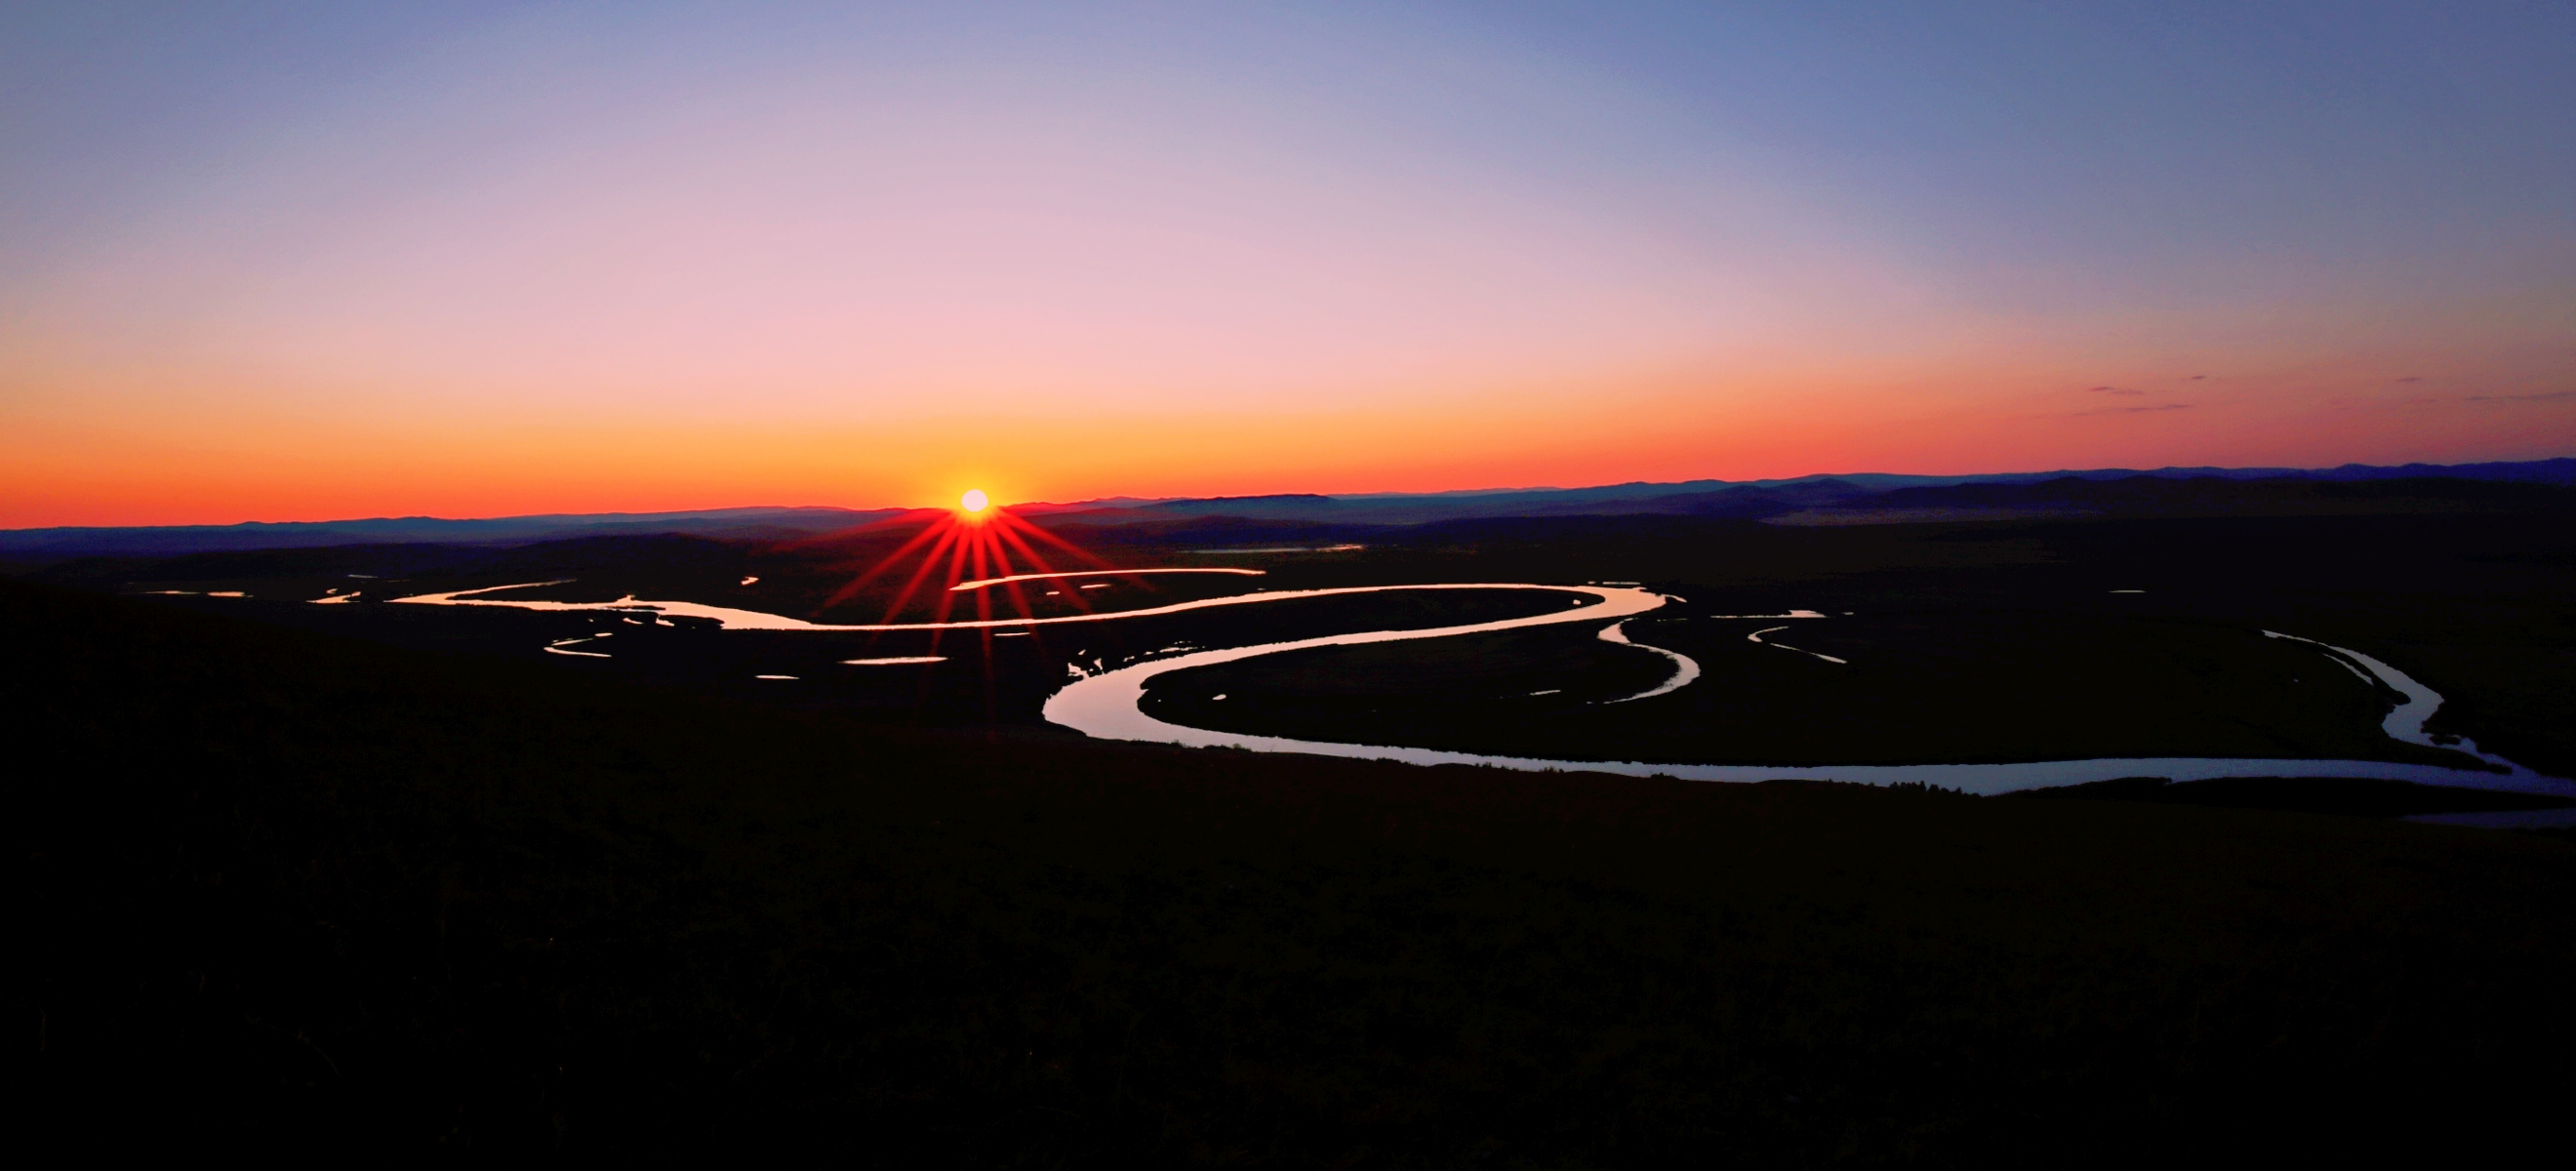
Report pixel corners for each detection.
[959,488,989,513]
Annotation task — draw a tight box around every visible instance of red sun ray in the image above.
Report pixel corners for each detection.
[819,513,957,611]
[923,523,984,654]
[812,505,1157,659]
[991,509,1117,569]
[983,522,1103,617]
[993,571,1045,624]
[872,521,971,626]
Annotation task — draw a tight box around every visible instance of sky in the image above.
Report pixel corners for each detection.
[3,1,2570,526]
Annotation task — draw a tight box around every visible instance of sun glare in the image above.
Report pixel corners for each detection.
[818,484,1117,636]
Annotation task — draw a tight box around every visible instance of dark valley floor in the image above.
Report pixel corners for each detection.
[16,580,2573,1163]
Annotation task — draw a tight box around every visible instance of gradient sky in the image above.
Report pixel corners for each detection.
[4,1,2570,526]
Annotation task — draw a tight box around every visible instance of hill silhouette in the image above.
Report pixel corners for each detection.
[10,459,2566,562]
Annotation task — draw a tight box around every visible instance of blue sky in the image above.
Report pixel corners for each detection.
[3,3,2568,523]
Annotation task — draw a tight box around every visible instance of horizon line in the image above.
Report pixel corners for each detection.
[5,455,2568,535]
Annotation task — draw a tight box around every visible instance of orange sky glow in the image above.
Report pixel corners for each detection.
[4,5,2568,528]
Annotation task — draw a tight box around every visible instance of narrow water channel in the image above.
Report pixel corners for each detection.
[388,579,2575,797]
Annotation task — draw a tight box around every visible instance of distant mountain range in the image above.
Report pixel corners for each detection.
[5,458,2567,561]
[1023,458,2575,526]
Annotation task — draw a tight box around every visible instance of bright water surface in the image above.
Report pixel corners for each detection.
[388,579,2576,798]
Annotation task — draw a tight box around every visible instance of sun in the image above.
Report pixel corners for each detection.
[818,481,1113,625]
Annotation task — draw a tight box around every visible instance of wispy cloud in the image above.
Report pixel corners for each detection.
[2074,403,2192,417]
[2085,384,2146,396]
[2465,389,2574,402]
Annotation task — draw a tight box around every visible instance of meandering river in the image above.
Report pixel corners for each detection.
[387,579,2574,798]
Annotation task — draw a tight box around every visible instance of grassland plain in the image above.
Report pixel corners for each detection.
[38,509,2576,776]
[16,579,2573,1163]
[1141,511,2576,776]
[1140,612,2476,767]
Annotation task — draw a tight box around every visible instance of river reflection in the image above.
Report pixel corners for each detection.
[387,577,2573,798]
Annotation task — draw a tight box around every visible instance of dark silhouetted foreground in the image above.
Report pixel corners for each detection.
[16,581,2571,1162]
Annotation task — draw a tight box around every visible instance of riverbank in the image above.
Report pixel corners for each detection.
[18,579,2573,1159]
